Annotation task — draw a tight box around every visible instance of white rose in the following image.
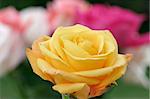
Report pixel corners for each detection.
[124,44,150,88]
[0,23,24,77]
[20,7,50,45]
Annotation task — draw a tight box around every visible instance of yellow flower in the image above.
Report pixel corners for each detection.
[26,24,132,99]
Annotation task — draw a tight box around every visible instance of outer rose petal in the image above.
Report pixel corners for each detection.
[31,35,50,57]
[53,83,87,94]
[90,54,130,97]
[73,84,90,99]
[26,48,54,83]
[73,54,127,77]
[53,83,90,99]
[37,58,100,85]
[90,66,127,97]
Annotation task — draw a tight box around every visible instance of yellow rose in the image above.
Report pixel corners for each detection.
[26,24,132,99]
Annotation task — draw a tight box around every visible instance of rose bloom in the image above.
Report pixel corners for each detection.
[75,4,149,48]
[20,7,51,45]
[26,24,131,98]
[124,44,150,88]
[0,23,24,77]
[0,7,23,32]
[0,7,24,77]
[47,0,89,31]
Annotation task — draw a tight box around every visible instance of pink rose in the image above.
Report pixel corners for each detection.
[75,4,149,48]
[47,0,89,30]
[0,7,23,32]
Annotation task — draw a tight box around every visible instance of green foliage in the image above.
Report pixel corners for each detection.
[0,59,60,99]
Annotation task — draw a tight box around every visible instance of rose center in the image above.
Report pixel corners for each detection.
[73,35,98,55]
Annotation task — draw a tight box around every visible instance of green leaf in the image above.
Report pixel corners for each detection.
[0,74,25,99]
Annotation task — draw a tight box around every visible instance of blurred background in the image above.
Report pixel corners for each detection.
[0,0,149,99]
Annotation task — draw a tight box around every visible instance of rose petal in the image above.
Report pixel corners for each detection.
[39,43,74,72]
[64,48,106,71]
[53,83,90,99]
[37,59,100,85]
[100,30,118,52]
[50,24,91,60]
[78,40,98,55]
[26,48,53,82]
[74,67,113,77]
[75,30,104,54]
[60,30,104,55]
[73,54,126,77]
[31,35,50,58]
[52,83,87,94]
[90,55,129,97]
[102,40,117,66]
[63,39,91,57]
[73,83,90,99]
